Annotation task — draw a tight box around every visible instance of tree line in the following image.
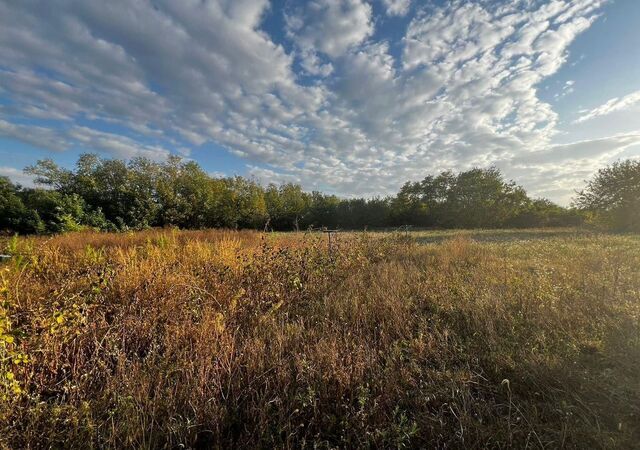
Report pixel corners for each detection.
[1,154,638,234]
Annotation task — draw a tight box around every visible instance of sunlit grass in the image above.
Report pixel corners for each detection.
[1,229,638,448]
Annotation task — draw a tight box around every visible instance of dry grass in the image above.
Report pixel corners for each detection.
[1,229,639,449]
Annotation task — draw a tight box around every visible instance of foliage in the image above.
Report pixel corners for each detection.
[0,177,31,233]
[2,154,612,234]
[390,167,579,229]
[574,159,640,231]
[1,176,109,234]
[0,229,638,448]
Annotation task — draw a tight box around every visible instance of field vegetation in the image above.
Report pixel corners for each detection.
[1,154,590,235]
[1,228,639,448]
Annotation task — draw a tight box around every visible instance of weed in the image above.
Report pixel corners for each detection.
[0,229,638,448]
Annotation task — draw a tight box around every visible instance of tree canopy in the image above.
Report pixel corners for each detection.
[574,159,640,231]
[0,153,596,234]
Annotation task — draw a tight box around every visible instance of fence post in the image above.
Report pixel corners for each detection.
[322,229,339,260]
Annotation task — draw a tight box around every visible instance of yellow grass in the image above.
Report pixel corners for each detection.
[1,229,639,448]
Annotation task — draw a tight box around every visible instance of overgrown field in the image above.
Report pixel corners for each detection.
[1,229,639,449]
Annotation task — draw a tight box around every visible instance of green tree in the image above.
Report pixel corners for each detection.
[443,167,528,228]
[305,192,340,229]
[264,184,284,230]
[222,177,267,229]
[0,177,35,233]
[19,189,97,233]
[5,154,590,234]
[156,157,214,228]
[391,181,431,226]
[24,159,74,192]
[392,168,531,228]
[27,155,159,230]
[278,184,309,231]
[574,159,640,231]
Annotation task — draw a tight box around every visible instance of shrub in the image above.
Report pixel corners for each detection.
[0,229,638,448]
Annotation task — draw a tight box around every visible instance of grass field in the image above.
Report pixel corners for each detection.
[1,229,639,449]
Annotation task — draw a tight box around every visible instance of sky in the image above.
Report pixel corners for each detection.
[0,0,639,205]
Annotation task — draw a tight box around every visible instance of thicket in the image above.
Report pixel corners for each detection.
[8,153,639,235]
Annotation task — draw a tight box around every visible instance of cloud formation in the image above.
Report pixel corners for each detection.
[0,0,631,203]
[575,90,640,123]
[286,0,373,57]
[380,0,411,17]
[0,166,36,187]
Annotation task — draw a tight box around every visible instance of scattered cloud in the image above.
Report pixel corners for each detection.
[0,0,627,204]
[514,133,640,165]
[247,165,303,186]
[554,80,575,100]
[68,127,172,161]
[505,132,640,204]
[285,0,373,58]
[380,0,411,17]
[0,166,36,187]
[575,90,640,123]
[0,118,171,160]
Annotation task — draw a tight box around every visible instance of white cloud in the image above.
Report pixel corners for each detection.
[514,133,640,164]
[298,50,334,77]
[0,119,68,151]
[68,127,172,161]
[0,119,171,160]
[554,80,575,100]
[502,132,640,204]
[247,165,302,186]
[0,166,36,187]
[381,0,411,17]
[285,0,373,58]
[0,0,620,204]
[575,90,640,123]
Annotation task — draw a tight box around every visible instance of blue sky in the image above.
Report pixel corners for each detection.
[1,0,639,204]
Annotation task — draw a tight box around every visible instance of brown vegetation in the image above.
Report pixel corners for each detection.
[1,229,639,448]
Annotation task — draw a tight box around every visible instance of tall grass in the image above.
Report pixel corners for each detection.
[1,230,639,448]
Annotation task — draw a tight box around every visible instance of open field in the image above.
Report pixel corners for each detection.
[1,229,639,449]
